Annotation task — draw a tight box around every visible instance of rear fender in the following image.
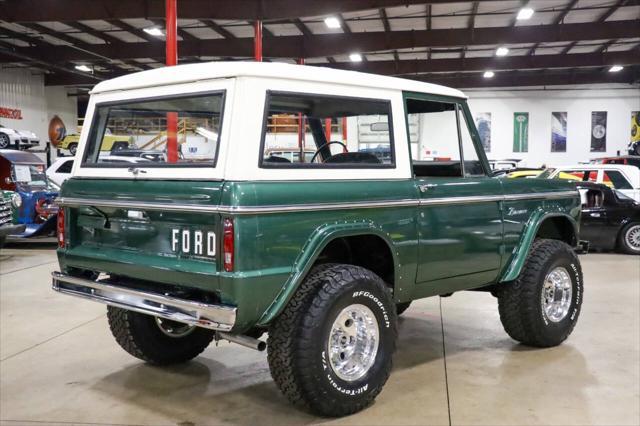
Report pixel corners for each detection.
[257,221,398,326]
[499,209,578,282]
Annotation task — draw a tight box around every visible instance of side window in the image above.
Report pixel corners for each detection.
[604,170,632,189]
[260,92,394,168]
[56,160,74,174]
[405,98,485,178]
[563,170,596,182]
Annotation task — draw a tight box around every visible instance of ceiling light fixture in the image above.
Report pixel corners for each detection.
[349,52,363,62]
[324,16,341,29]
[74,64,91,72]
[483,71,495,78]
[516,7,535,20]
[609,65,624,72]
[496,46,509,57]
[143,27,164,36]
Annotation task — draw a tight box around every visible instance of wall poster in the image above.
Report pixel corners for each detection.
[474,112,491,152]
[631,111,639,146]
[551,112,567,152]
[590,111,607,152]
[513,112,529,152]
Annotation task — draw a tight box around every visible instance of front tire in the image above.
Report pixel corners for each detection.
[0,133,10,149]
[619,223,640,255]
[68,143,78,155]
[497,239,583,347]
[268,264,397,417]
[106,307,214,365]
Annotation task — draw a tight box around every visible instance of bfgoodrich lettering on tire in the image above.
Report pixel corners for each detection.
[497,239,583,347]
[267,263,397,417]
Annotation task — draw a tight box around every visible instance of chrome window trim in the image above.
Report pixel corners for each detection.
[57,190,577,215]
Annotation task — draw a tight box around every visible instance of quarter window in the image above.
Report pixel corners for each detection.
[260,92,394,168]
[603,170,633,189]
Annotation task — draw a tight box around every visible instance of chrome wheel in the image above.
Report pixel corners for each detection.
[625,225,640,251]
[155,317,195,338]
[327,304,379,382]
[541,267,573,323]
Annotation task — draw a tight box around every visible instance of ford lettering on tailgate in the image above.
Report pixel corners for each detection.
[171,229,216,258]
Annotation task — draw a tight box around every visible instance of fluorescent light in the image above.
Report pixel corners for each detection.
[349,52,363,62]
[516,8,535,20]
[324,16,341,29]
[483,71,495,78]
[609,65,624,72]
[496,46,509,56]
[143,27,164,37]
[74,64,91,72]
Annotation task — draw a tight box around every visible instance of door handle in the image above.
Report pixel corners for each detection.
[589,212,601,217]
[418,184,437,193]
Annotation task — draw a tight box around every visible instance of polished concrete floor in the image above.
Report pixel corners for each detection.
[1,241,638,426]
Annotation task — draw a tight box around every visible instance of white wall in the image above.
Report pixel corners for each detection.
[466,86,640,168]
[0,68,77,160]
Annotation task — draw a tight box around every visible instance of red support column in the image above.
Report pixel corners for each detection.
[165,0,178,163]
[341,117,348,152]
[325,118,332,144]
[254,20,263,62]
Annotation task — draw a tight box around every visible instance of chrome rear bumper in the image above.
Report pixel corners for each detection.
[51,271,236,331]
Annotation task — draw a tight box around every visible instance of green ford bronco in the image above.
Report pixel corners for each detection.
[53,62,583,417]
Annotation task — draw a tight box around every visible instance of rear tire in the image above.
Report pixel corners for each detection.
[268,263,397,417]
[0,134,10,149]
[106,306,214,365]
[618,223,640,255]
[68,143,78,155]
[497,239,583,347]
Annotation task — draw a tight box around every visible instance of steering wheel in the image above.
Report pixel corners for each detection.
[310,141,347,163]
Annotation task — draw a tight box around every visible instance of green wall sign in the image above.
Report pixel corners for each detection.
[513,112,529,152]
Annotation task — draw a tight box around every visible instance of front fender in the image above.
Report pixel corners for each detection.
[499,209,579,282]
[257,221,399,326]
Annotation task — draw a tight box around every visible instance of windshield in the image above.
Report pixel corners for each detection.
[82,92,225,167]
[12,164,51,190]
[537,168,556,179]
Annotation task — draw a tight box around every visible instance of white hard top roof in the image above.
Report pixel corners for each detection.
[90,61,466,99]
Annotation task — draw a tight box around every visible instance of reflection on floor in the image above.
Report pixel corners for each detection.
[1,241,638,425]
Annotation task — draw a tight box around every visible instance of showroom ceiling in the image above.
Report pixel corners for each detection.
[0,0,639,89]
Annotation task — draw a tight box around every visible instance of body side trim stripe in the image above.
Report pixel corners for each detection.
[57,190,577,214]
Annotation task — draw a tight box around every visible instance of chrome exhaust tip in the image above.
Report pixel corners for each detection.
[217,331,266,351]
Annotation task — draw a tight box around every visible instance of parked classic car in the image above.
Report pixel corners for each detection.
[52,62,583,417]
[591,155,640,169]
[577,181,640,254]
[59,132,131,155]
[0,125,39,150]
[0,150,58,238]
[46,157,75,187]
[0,190,26,247]
[539,164,640,202]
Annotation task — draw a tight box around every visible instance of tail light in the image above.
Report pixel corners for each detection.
[57,208,65,248]
[223,218,234,272]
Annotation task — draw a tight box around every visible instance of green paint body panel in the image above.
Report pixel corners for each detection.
[56,97,581,333]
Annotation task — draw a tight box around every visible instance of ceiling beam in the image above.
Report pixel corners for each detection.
[379,8,391,33]
[0,0,471,23]
[199,20,235,39]
[527,0,579,56]
[4,20,638,63]
[326,51,640,75]
[408,66,639,88]
[110,19,160,43]
[149,18,198,41]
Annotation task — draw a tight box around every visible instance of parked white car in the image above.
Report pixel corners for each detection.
[47,157,75,187]
[539,164,640,202]
[0,125,39,149]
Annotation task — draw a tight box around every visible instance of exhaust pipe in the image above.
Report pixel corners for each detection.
[217,332,266,351]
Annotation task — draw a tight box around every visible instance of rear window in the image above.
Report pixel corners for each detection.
[260,91,394,168]
[82,92,225,167]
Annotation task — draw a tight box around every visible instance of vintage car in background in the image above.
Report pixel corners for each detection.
[539,164,640,202]
[0,125,40,150]
[58,132,131,155]
[0,190,26,248]
[591,155,640,169]
[577,182,640,254]
[0,150,58,239]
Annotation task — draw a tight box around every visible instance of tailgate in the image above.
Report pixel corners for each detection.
[58,178,224,290]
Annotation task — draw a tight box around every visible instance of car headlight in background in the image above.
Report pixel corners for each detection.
[11,193,22,208]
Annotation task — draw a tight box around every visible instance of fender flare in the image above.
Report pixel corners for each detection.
[499,209,579,282]
[257,220,399,326]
